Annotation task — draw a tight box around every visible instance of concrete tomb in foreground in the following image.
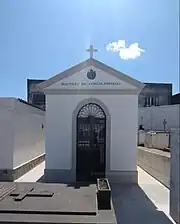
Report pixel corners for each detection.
[0,182,116,224]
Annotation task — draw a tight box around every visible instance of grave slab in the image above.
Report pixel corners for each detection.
[0,182,116,224]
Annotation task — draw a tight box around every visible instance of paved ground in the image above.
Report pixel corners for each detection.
[112,167,175,223]
[15,162,175,223]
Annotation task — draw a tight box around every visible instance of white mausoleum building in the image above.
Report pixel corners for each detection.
[38,56,144,184]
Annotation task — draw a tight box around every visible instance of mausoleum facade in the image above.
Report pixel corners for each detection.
[38,58,144,183]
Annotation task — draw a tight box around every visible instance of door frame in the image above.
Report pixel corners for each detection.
[72,98,111,180]
[76,104,106,181]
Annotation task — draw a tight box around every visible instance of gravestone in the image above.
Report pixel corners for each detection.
[10,187,53,201]
[170,129,180,223]
[0,182,116,223]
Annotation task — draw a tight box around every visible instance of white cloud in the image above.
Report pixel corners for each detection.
[106,40,126,52]
[106,40,145,60]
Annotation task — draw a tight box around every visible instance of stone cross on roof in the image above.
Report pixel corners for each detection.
[86,45,98,58]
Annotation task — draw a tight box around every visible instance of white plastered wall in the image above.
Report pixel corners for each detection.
[0,98,45,169]
[45,94,138,172]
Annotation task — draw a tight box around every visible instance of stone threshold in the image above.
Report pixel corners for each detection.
[0,154,45,181]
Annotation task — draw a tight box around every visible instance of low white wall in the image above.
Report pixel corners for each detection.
[139,104,180,131]
[0,106,13,169]
[13,99,45,168]
[144,132,170,150]
[0,98,45,170]
[137,146,170,188]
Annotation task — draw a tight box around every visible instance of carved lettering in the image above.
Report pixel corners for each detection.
[60,82,121,86]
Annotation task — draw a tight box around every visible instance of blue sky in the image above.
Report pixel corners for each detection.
[0,0,179,100]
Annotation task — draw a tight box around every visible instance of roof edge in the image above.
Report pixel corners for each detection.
[37,58,145,91]
[37,59,90,90]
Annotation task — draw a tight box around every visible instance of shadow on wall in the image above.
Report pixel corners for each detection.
[37,175,94,187]
[111,184,173,224]
[37,175,44,183]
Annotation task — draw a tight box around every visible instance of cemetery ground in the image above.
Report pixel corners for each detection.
[0,162,171,223]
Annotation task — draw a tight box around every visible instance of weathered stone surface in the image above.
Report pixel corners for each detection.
[0,183,16,201]
[0,154,45,181]
[0,183,97,215]
[0,182,116,224]
[170,129,180,223]
[137,146,170,188]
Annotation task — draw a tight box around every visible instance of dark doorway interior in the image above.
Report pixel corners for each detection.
[76,103,106,182]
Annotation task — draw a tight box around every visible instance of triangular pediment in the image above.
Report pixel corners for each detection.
[38,59,144,92]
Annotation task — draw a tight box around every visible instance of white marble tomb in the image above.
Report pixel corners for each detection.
[38,57,145,183]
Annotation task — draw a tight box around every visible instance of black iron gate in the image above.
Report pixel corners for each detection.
[76,103,106,182]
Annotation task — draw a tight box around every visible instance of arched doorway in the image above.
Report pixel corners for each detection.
[76,103,106,182]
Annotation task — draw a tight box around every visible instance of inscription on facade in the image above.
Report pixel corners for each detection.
[61,82,121,86]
